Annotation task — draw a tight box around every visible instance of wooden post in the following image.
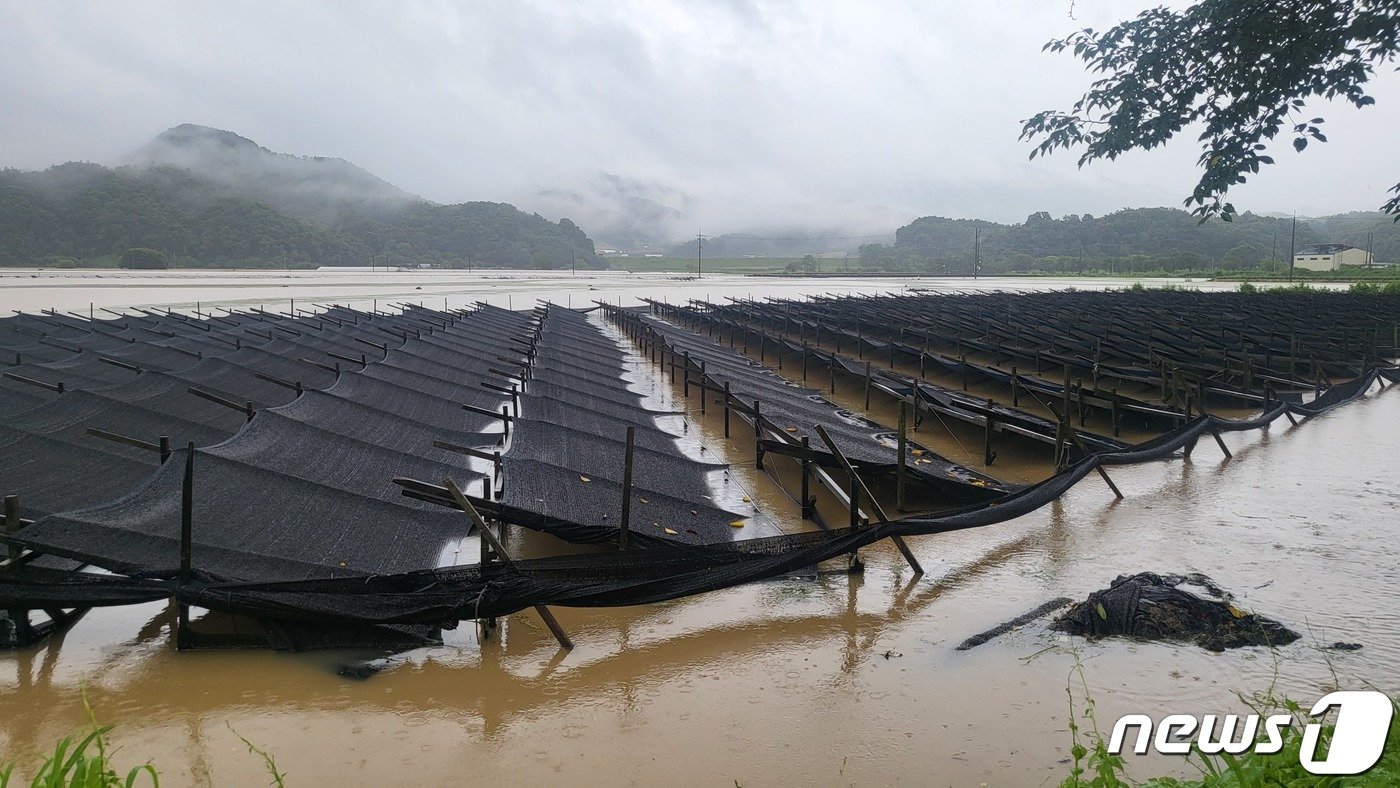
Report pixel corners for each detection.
[864,362,873,409]
[800,436,812,520]
[179,445,194,584]
[723,382,731,438]
[159,435,171,464]
[753,400,764,470]
[619,426,635,550]
[848,476,860,528]
[4,495,31,644]
[444,478,573,650]
[896,402,908,511]
[813,425,923,575]
[683,352,691,397]
[1210,428,1232,459]
[1062,367,1071,421]
[699,362,707,414]
[960,352,969,391]
[983,411,997,466]
[1010,366,1018,407]
[802,341,809,382]
[1110,389,1121,437]
[1048,404,1123,499]
[177,442,194,647]
[1052,420,1066,470]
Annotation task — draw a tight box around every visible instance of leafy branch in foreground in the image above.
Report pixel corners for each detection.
[1022,0,1400,222]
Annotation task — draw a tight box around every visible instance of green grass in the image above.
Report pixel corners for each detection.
[2,689,284,787]
[1059,659,1399,787]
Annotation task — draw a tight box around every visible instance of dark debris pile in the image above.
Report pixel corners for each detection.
[1051,572,1300,652]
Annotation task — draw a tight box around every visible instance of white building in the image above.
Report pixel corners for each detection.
[1293,243,1372,271]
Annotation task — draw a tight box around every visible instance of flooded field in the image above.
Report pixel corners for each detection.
[1,270,1395,786]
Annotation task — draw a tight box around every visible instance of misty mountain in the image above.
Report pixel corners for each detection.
[528,173,692,250]
[0,126,599,269]
[127,124,419,226]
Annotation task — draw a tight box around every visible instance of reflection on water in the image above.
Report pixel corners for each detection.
[0,271,1395,785]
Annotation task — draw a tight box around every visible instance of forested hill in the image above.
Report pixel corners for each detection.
[0,126,599,269]
[127,124,420,226]
[860,208,1400,273]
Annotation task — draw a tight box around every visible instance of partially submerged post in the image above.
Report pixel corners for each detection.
[177,443,194,648]
[864,361,873,409]
[5,495,32,643]
[443,478,573,650]
[813,425,923,576]
[619,426,635,550]
[723,382,732,438]
[800,436,813,520]
[896,402,908,511]
[753,399,764,470]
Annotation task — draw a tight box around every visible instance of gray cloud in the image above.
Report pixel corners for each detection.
[2,0,1397,245]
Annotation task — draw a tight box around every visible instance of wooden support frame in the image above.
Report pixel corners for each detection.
[443,478,573,650]
[187,387,256,422]
[1045,402,1124,500]
[812,425,923,576]
[896,402,908,511]
[619,427,635,550]
[176,442,195,649]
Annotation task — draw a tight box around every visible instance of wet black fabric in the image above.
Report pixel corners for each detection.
[1,303,1393,641]
[33,363,1380,628]
[641,314,1014,501]
[5,306,529,585]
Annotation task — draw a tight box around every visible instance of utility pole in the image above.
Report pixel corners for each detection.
[1287,213,1297,283]
[696,230,703,278]
[973,224,981,279]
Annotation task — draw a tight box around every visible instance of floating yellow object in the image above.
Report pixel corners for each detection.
[786,426,798,432]
[742,496,751,502]
[579,475,591,483]
[1227,604,1247,619]
[911,449,924,457]
[639,497,650,504]
[729,520,745,528]
[663,527,678,535]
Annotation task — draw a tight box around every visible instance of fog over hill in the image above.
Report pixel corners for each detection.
[126,124,422,226]
[0,126,599,269]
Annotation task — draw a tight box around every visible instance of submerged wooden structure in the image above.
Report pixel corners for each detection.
[0,289,1396,658]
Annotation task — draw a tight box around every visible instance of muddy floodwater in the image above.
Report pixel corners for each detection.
[1,270,1395,786]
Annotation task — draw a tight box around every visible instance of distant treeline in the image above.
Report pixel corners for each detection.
[859,208,1399,274]
[0,163,600,269]
[668,232,891,259]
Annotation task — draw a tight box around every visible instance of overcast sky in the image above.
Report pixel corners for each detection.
[2,0,1397,241]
